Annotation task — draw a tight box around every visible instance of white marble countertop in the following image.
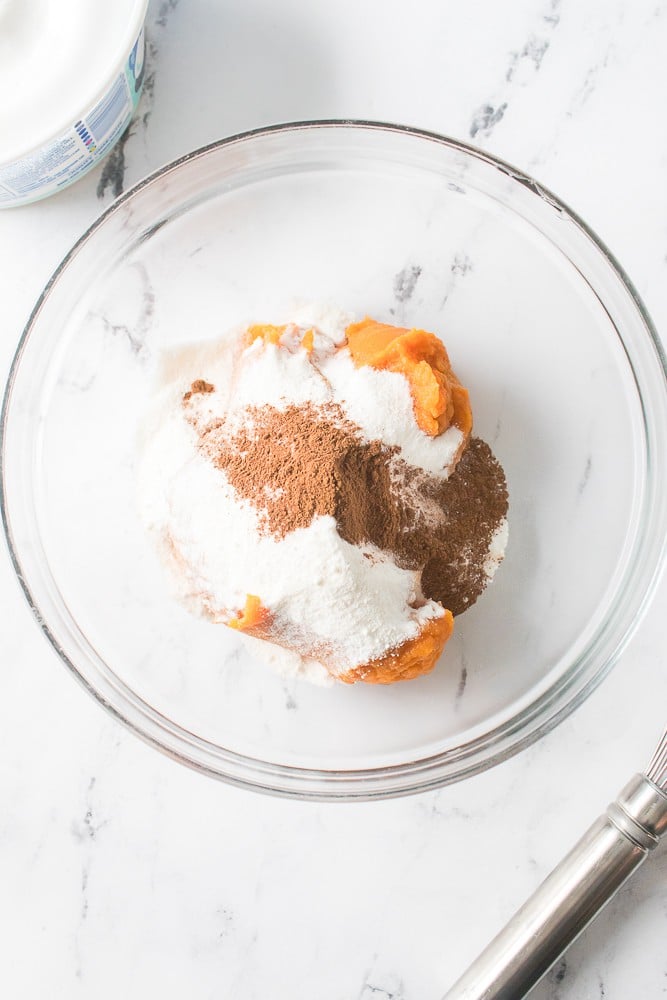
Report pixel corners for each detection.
[1,1,666,997]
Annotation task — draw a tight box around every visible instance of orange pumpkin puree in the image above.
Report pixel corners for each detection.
[246,324,315,353]
[345,318,472,439]
[228,594,268,632]
[339,611,454,684]
[246,324,286,346]
[301,327,315,354]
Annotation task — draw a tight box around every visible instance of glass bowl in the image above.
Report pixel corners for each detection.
[3,122,667,800]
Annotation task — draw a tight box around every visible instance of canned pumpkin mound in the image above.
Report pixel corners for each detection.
[0,0,148,207]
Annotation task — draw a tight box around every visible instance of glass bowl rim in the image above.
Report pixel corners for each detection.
[2,119,667,801]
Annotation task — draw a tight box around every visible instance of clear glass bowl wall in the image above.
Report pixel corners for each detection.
[3,123,666,799]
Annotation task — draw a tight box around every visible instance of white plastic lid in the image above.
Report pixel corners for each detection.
[0,0,148,163]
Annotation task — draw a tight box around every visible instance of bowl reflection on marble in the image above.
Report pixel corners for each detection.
[2,122,667,799]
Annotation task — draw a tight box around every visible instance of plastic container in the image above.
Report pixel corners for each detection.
[0,0,148,207]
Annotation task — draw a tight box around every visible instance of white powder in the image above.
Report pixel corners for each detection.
[483,518,509,581]
[282,301,352,344]
[179,311,464,478]
[323,350,464,476]
[138,310,505,683]
[241,634,334,687]
[138,398,444,676]
[232,337,331,411]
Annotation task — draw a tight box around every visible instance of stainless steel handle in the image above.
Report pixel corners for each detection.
[441,774,667,1000]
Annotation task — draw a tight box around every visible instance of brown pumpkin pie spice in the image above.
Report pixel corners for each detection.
[195,401,508,617]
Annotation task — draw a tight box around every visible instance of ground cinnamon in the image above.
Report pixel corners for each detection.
[197,401,508,616]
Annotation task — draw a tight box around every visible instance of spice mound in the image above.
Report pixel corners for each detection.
[138,309,508,685]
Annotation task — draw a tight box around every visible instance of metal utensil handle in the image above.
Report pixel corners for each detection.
[442,774,667,1000]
